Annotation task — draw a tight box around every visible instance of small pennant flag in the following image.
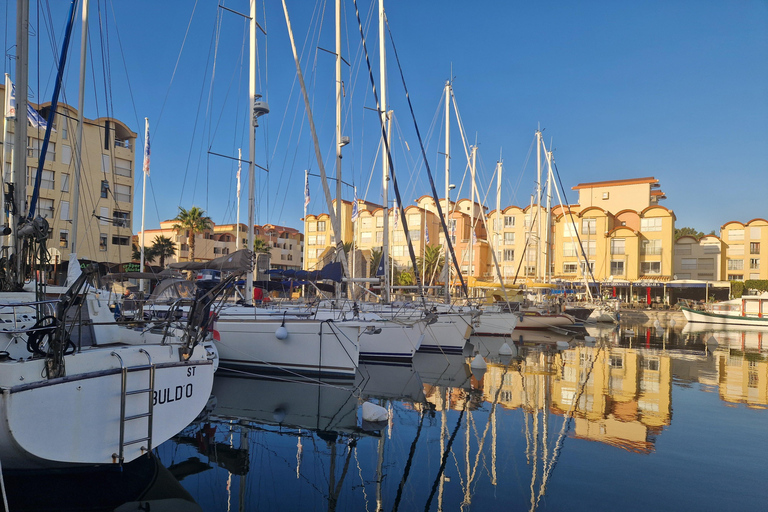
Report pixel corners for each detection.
[304,171,311,208]
[393,200,398,229]
[425,223,430,244]
[472,229,477,245]
[351,187,359,223]
[142,118,151,176]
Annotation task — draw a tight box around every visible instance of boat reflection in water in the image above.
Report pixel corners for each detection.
[154,327,766,511]
[3,453,201,512]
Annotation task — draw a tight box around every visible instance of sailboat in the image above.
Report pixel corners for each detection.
[0,0,218,469]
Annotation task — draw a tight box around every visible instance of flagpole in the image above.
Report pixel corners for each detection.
[139,117,149,291]
[236,147,241,250]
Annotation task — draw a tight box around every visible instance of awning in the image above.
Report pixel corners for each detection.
[169,249,254,272]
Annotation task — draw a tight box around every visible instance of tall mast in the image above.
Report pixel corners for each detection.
[246,0,257,305]
[11,0,29,277]
[535,129,542,281]
[544,141,553,283]
[444,80,451,301]
[236,148,241,250]
[334,0,343,298]
[139,117,148,291]
[495,160,502,283]
[379,0,390,303]
[70,0,89,265]
[469,145,477,282]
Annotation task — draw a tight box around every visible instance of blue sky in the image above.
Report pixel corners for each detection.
[5,0,767,236]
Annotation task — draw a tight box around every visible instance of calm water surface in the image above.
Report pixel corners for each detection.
[5,322,767,511]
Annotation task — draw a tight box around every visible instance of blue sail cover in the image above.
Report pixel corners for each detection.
[267,262,342,283]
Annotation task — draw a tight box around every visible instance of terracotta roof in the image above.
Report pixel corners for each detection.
[571,177,659,190]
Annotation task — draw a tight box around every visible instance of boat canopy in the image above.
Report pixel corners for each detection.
[169,249,254,272]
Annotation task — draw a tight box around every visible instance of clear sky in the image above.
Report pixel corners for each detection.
[4,0,767,236]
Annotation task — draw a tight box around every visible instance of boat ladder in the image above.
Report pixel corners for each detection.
[111,349,155,464]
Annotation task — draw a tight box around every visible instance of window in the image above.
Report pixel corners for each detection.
[60,201,70,221]
[504,232,515,245]
[410,230,420,242]
[524,214,532,229]
[610,238,625,255]
[38,198,54,217]
[101,180,109,198]
[58,230,68,248]
[41,170,54,190]
[100,207,109,225]
[315,249,324,258]
[408,214,421,225]
[61,145,72,165]
[728,229,744,241]
[582,218,596,235]
[393,231,404,242]
[563,262,578,273]
[698,258,714,270]
[376,231,383,243]
[681,258,698,270]
[113,210,130,228]
[307,236,317,246]
[563,242,577,257]
[101,154,111,173]
[376,216,384,228]
[750,273,760,280]
[728,245,744,256]
[727,259,744,270]
[641,239,662,255]
[111,235,130,246]
[393,246,404,256]
[580,261,595,275]
[609,355,623,368]
[641,261,661,274]
[610,260,625,275]
[61,173,69,192]
[99,234,107,251]
[504,249,514,261]
[504,215,515,228]
[581,240,596,256]
[563,222,577,237]
[317,221,326,231]
[362,218,373,229]
[640,218,662,232]
[676,245,691,255]
[115,158,132,177]
[308,222,316,232]
[728,274,743,281]
[750,258,760,270]
[361,231,372,243]
[27,138,55,160]
[61,121,68,140]
[316,234,326,245]
[750,242,760,255]
[602,192,609,200]
[114,184,131,203]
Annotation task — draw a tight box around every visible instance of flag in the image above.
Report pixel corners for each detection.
[472,229,477,245]
[351,187,359,223]
[4,75,15,118]
[27,104,48,129]
[236,163,241,199]
[304,171,310,208]
[375,255,385,277]
[425,223,430,244]
[142,118,150,176]
[393,199,398,229]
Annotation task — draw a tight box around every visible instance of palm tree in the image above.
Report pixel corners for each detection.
[418,245,445,286]
[369,247,383,278]
[253,238,271,254]
[151,235,176,268]
[172,206,212,262]
[132,243,156,264]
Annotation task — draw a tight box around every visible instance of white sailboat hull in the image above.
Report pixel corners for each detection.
[681,307,768,327]
[0,344,214,469]
[213,313,359,378]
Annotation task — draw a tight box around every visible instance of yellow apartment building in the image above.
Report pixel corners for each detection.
[720,218,768,282]
[1,84,137,277]
[137,221,303,270]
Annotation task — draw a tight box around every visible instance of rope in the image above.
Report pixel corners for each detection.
[383,17,469,299]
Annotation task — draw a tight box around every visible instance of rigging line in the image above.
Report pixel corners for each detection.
[155,0,199,137]
[424,395,469,512]
[383,16,468,299]
[177,11,218,208]
[392,408,426,512]
[351,0,427,305]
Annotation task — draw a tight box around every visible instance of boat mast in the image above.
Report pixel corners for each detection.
[246,0,257,305]
[379,0,390,303]
[139,117,148,291]
[469,145,477,284]
[535,129,542,282]
[69,0,88,278]
[10,0,29,280]
[443,80,451,302]
[544,139,552,284]
[236,148,241,250]
[335,0,343,298]
[495,159,501,283]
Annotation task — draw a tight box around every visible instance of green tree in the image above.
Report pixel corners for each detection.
[418,244,445,286]
[132,243,157,263]
[172,206,212,262]
[151,235,176,268]
[674,226,715,241]
[369,247,383,278]
[253,238,272,254]
[397,270,414,287]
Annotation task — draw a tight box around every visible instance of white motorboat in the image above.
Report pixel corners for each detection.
[681,293,768,328]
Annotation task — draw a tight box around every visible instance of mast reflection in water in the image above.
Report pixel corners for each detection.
[153,327,767,511]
